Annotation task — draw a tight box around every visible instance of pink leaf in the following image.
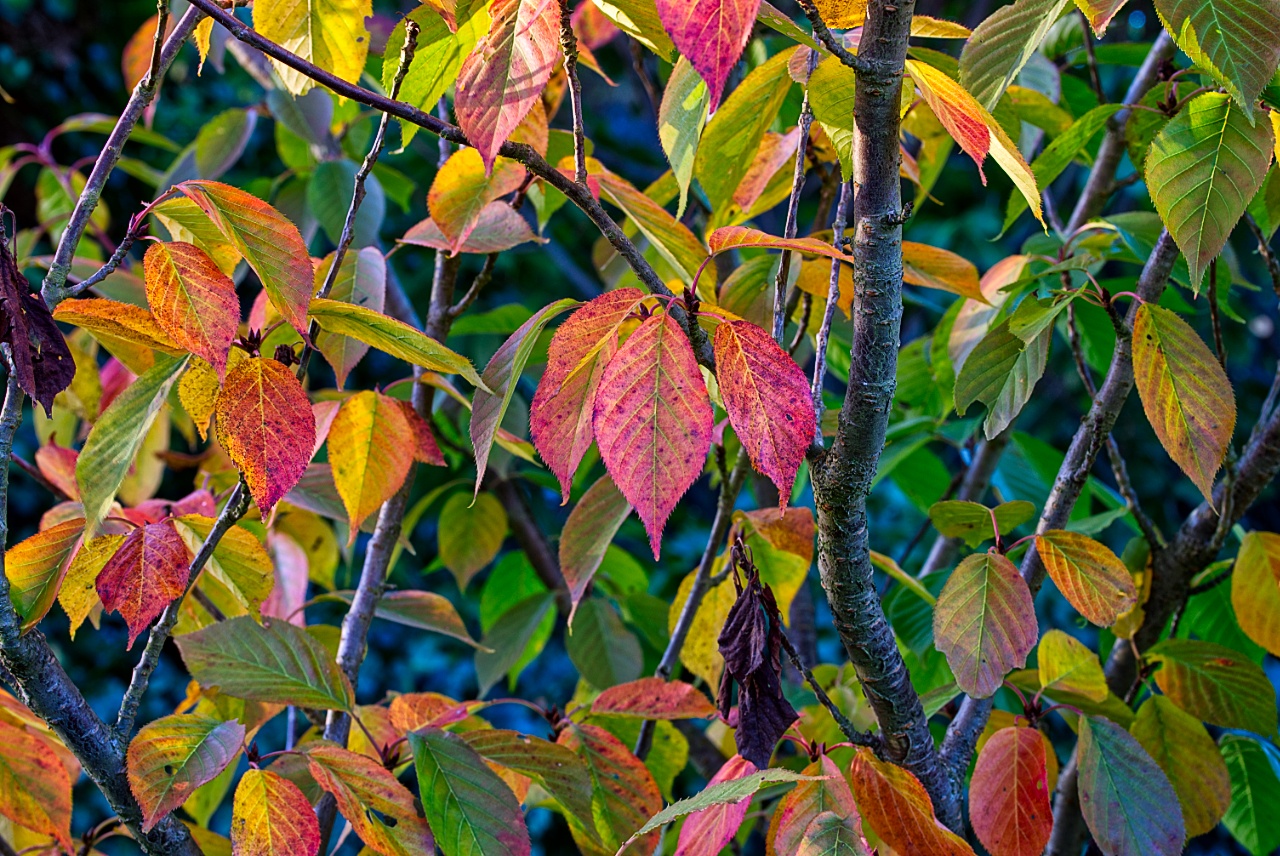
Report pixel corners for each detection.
[656,0,762,111]
[675,756,758,856]
[593,311,713,557]
[592,677,717,719]
[713,320,815,502]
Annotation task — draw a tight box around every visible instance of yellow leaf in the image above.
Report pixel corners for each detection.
[669,558,736,688]
[1037,629,1108,702]
[254,0,372,96]
[327,391,416,543]
[59,534,124,638]
[1232,531,1280,656]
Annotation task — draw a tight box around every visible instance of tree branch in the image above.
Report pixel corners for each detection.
[811,182,852,437]
[558,0,588,187]
[772,51,820,343]
[40,5,203,307]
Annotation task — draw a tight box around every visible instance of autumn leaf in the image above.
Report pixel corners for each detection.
[0,237,74,415]
[177,180,313,334]
[969,726,1052,856]
[253,0,371,96]
[1145,638,1278,733]
[428,147,526,253]
[327,391,415,541]
[1035,529,1138,626]
[713,320,815,501]
[455,0,559,172]
[1130,695,1232,838]
[471,298,578,493]
[672,755,759,856]
[5,518,83,632]
[849,747,975,856]
[557,721,662,855]
[797,811,870,856]
[215,356,316,514]
[96,520,191,648]
[901,242,983,303]
[143,241,239,379]
[767,755,864,856]
[593,310,713,557]
[306,741,435,854]
[1154,0,1280,116]
[52,297,181,374]
[59,533,123,638]
[927,499,1036,548]
[958,0,1071,109]
[1037,629,1108,702]
[933,552,1037,697]
[656,0,758,111]
[591,677,716,719]
[126,713,244,832]
[0,718,73,849]
[313,247,386,388]
[401,202,543,255]
[658,57,709,217]
[1077,715,1185,856]
[1233,531,1280,655]
[1132,302,1236,502]
[530,288,648,500]
[231,768,320,856]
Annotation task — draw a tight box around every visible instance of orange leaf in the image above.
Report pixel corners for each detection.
[708,225,852,264]
[34,440,79,501]
[143,241,239,380]
[427,148,526,253]
[5,518,84,632]
[126,713,244,832]
[177,181,313,335]
[968,726,1052,856]
[591,678,717,719]
[902,242,984,302]
[52,297,181,374]
[713,319,815,502]
[215,357,316,514]
[455,0,559,172]
[933,552,1037,697]
[95,520,190,647]
[767,755,863,856]
[306,741,435,855]
[327,391,416,542]
[0,718,72,849]
[1036,530,1138,627]
[557,722,662,856]
[530,288,648,500]
[593,311,713,558]
[231,768,321,856]
[1233,531,1280,656]
[849,748,974,856]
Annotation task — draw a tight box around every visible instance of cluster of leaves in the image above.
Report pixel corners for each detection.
[0,0,1280,854]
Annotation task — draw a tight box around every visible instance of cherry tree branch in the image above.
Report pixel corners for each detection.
[810,182,852,436]
[772,52,820,342]
[558,0,588,186]
[40,5,204,307]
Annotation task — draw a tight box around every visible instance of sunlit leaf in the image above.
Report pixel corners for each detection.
[126,713,244,832]
[5,518,83,632]
[557,721,662,855]
[314,247,386,388]
[1154,0,1280,115]
[328,391,415,542]
[0,719,72,848]
[1036,529,1138,627]
[658,56,709,216]
[231,768,321,856]
[655,0,758,111]
[387,3,490,148]
[306,741,434,855]
[1038,629,1108,702]
[463,728,597,839]
[1233,531,1280,656]
[958,0,1072,109]
[767,755,864,856]
[143,241,239,379]
[796,811,870,856]
[254,0,371,96]
[96,520,190,648]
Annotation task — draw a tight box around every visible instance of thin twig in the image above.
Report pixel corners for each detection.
[788,293,813,356]
[771,51,821,343]
[1244,213,1280,299]
[115,481,252,739]
[810,182,852,440]
[9,452,71,501]
[778,630,880,750]
[558,0,588,186]
[1078,10,1105,102]
[793,0,863,71]
[448,253,497,319]
[1207,259,1227,372]
[297,20,419,380]
[41,6,203,307]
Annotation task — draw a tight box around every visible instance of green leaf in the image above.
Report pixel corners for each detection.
[386,3,488,148]
[1220,734,1280,856]
[475,592,555,695]
[1003,104,1122,231]
[308,160,385,249]
[620,768,822,847]
[1130,695,1232,838]
[1132,302,1237,502]
[694,47,795,217]
[797,811,870,856]
[1146,639,1278,733]
[590,0,674,60]
[1154,0,1280,116]
[320,590,489,650]
[808,57,857,181]
[927,499,1037,547]
[1077,716,1185,856]
[175,616,354,710]
[954,317,1050,440]
[462,729,598,839]
[126,714,244,833]
[307,297,486,388]
[1144,93,1274,290]
[409,728,532,856]
[657,56,709,217]
[959,0,1074,109]
[76,353,188,535]
[438,492,508,589]
[566,597,643,690]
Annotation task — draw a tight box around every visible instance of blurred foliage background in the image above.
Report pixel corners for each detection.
[2,0,1277,852]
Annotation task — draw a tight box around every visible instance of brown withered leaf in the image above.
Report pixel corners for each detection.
[0,214,74,415]
[716,539,798,769]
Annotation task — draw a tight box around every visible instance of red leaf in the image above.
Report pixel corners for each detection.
[531,288,648,500]
[560,474,631,618]
[96,521,190,647]
[713,320,814,502]
[306,742,435,854]
[656,0,761,111]
[231,768,321,856]
[969,726,1053,856]
[455,0,560,172]
[675,755,758,856]
[591,677,717,719]
[400,202,543,255]
[34,440,79,501]
[557,722,662,855]
[143,241,239,379]
[593,311,713,557]
[0,718,72,848]
[397,400,446,466]
[768,755,863,856]
[215,357,317,514]
[426,148,526,252]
